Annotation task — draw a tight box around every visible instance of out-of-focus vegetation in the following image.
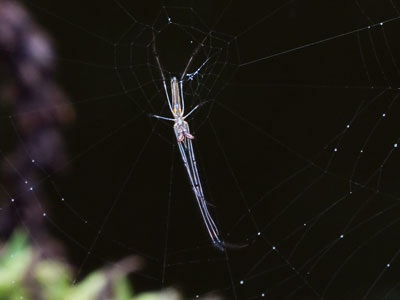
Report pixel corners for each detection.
[0,230,181,300]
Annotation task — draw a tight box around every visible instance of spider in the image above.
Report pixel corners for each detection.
[150,31,236,250]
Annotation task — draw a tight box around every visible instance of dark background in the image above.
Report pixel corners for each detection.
[3,0,400,299]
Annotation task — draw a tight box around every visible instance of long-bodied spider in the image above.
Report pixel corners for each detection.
[150,31,240,251]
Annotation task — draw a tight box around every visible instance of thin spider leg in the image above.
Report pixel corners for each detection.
[188,140,219,231]
[152,32,166,82]
[151,114,175,121]
[152,32,174,114]
[177,142,209,224]
[184,127,248,250]
[185,56,212,80]
[180,35,208,81]
[180,123,223,246]
[179,80,185,114]
[177,139,224,250]
[185,138,220,233]
[163,82,174,115]
[183,104,199,120]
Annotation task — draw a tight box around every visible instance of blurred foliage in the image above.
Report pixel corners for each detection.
[0,230,181,300]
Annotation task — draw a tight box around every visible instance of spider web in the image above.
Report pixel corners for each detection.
[2,0,400,299]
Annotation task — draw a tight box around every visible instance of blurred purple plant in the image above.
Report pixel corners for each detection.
[0,0,74,256]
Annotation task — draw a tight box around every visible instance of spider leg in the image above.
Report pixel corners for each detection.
[152,31,174,115]
[183,104,199,120]
[150,114,175,121]
[177,139,223,249]
[180,35,208,81]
